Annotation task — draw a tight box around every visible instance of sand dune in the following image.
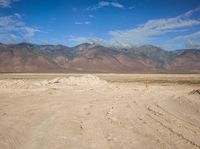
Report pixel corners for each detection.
[0,74,200,149]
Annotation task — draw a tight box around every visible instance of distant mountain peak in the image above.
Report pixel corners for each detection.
[18,42,30,44]
[73,43,91,51]
[140,45,163,50]
[0,42,199,73]
[17,42,34,46]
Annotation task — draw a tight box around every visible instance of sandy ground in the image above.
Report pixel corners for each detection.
[0,74,200,149]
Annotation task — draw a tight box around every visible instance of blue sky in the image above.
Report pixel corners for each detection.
[0,0,200,50]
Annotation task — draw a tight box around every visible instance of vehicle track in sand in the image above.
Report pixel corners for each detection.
[0,75,200,149]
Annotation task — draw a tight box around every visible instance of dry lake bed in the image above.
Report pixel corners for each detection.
[0,74,200,149]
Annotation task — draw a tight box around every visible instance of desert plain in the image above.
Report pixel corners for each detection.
[0,73,200,149]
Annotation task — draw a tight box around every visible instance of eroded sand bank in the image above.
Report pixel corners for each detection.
[0,75,200,149]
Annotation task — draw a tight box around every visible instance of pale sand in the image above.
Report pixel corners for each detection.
[0,74,200,149]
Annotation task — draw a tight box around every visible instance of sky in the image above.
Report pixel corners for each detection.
[0,0,200,50]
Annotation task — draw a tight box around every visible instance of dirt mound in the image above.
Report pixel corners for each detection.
[40,75,108,88]
[64,75,108,86]
[0,75,109,89]
[0,80,32,89]
[158,94,200,127]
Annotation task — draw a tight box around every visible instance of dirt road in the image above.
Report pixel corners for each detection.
[0,75,200,149]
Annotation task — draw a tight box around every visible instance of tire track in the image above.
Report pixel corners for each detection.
[148,114,200,148]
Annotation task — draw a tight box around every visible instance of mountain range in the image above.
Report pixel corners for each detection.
[0,43,199,73]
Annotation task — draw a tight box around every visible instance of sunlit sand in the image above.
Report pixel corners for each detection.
[0,74,200,149]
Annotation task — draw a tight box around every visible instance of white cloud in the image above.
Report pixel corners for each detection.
[183,7,200,17]
[161,31,200,49]
[0,14,41,43]
[86,1,124,11]
[89,14,95,18]
[22,27,41,41]
[90,7,200,48]
[68,35,91,45]
[0,0,20,8]
[98,1,109,7]
[186,40,200,48]
[0,0,11,7]
[75,21,91,25]
[110,2,124,8]
[14,13,22,19]
[171,31,200,41]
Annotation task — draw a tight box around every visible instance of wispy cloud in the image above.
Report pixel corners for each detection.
[171,31,200,41]
[90,7,200,49]
[183,6,200,17]
[0,0,20,8]
[0,14,41,43]
[86,1,124,11]
[162,31,200,49]
[68,35,91,45]
[89,14,95,18]
[14,13,22,19]
[110,2,124,8]
[75,21,91,25]
[186,40,200,48]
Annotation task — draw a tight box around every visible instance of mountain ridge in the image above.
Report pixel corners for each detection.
[0,43,199,73]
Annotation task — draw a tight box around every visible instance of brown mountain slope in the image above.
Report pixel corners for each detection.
[164,50,200,73]
[0,44,61,72]
[52,45,160,73]
[0,43,199,73]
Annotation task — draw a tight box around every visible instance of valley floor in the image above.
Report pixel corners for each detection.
[0,74,200,149]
